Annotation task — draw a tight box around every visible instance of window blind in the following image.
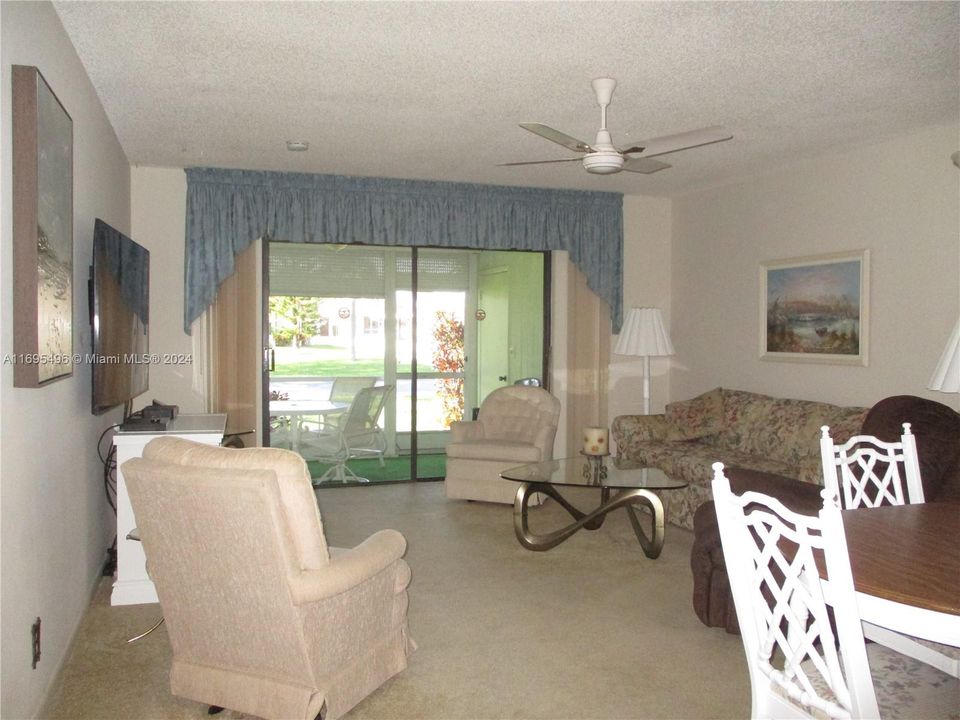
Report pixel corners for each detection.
[269,244,471,297]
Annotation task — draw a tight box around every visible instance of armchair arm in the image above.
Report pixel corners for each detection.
[533,424,559,460]
[288,529,407,605]
[611,414,670,458]
[449,420,483,443]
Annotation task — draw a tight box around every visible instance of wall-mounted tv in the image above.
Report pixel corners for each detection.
[89,219,149,416]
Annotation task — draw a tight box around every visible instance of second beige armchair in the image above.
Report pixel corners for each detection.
[445,385,561,503]
[122,436,414,720]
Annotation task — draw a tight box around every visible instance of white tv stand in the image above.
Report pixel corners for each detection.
[112,413,227,606]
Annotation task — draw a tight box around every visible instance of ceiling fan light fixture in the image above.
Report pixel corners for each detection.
[583,152,624,175]
[503,77,731,177]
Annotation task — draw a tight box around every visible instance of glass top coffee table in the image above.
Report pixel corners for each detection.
[501,456,687,558]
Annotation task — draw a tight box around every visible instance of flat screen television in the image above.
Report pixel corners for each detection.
[89,219,150,415]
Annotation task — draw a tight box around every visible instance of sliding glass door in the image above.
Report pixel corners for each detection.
[265,243,547,485]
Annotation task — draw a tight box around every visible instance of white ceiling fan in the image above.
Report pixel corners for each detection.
[501,78,732,175]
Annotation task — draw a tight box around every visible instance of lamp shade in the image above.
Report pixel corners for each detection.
[614,307,675,357]
[928,319,960,393]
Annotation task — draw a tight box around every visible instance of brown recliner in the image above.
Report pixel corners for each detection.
[690,394,960,633]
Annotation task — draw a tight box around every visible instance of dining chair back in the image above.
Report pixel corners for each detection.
[820,423,924,508]
[712,462,879,719]
[713,461,959,719]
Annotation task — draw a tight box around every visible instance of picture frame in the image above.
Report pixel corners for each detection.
[759,249,869,366]
[12,66,74,387]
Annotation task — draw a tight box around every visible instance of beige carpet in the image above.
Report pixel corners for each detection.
[41,482,750,720]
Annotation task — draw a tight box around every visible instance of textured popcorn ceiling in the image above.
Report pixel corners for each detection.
[55,1,959,197]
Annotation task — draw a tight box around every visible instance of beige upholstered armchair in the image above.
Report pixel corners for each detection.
[445,385,561,503]
[121,437,414,720]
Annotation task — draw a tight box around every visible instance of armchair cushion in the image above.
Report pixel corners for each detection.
[143,436,329,570]
[478,388,560,445]
[449,419,483,443]
[446,439,543,463]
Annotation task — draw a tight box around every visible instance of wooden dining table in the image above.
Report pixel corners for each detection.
[839,502,960,647]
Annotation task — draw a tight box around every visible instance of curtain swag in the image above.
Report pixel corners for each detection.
[184,167,623,333]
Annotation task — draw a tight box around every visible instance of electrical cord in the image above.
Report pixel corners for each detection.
[98,424,120,514]
[97,423,119,464]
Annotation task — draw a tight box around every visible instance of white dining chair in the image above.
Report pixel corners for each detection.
[712,462,958,719]
[821,424,960,678]
[820,423,924,508]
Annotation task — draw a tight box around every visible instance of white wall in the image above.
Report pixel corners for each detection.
[0,3,131,717]
[608,194,673,420]
[130,167,205,413]
[670,124,960,411]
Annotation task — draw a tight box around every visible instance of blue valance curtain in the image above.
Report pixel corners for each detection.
[184,167,623,333]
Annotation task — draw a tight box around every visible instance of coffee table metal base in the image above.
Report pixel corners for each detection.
[513,482,666,558]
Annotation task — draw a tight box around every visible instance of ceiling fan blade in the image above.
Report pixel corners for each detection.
[520,123,594,153]
[619,126,732,158]
[497,158,583,167]
[622,157,672,174]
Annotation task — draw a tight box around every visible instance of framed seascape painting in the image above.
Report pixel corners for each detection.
[760,250,869,366]
[12,66,74,387]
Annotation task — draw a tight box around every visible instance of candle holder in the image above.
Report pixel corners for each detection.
[580,450,609,485]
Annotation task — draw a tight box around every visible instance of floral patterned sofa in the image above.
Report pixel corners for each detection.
[690,394,960,633]
[610,387,867,530]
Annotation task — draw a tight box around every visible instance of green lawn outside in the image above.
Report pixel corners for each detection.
[272,346,433,377]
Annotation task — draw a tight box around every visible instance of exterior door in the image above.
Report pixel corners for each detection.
[477,267,510,401]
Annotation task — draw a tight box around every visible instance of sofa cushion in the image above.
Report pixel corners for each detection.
[713,389,781,453]
[665,387,724,441]
[756,399,863,466]
[713,390,866,467]
[672,445,798,489]
[608,440,686,477]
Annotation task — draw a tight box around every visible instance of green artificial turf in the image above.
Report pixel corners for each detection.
[307,453,446,484]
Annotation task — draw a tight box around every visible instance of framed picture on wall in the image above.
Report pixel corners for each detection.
[759,249,869,366]
[12,65,74,387]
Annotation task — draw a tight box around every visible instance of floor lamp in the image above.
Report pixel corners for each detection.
[614,308,675,415]
[928,318,960,393]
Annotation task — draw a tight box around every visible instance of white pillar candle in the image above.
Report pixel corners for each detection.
[582,427,609,456]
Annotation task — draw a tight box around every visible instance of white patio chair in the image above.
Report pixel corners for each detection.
[300,385,393,484]
[821,424,959,678]
[296,376,378,435]
[712,462,958,720]
[268,415,294,449]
